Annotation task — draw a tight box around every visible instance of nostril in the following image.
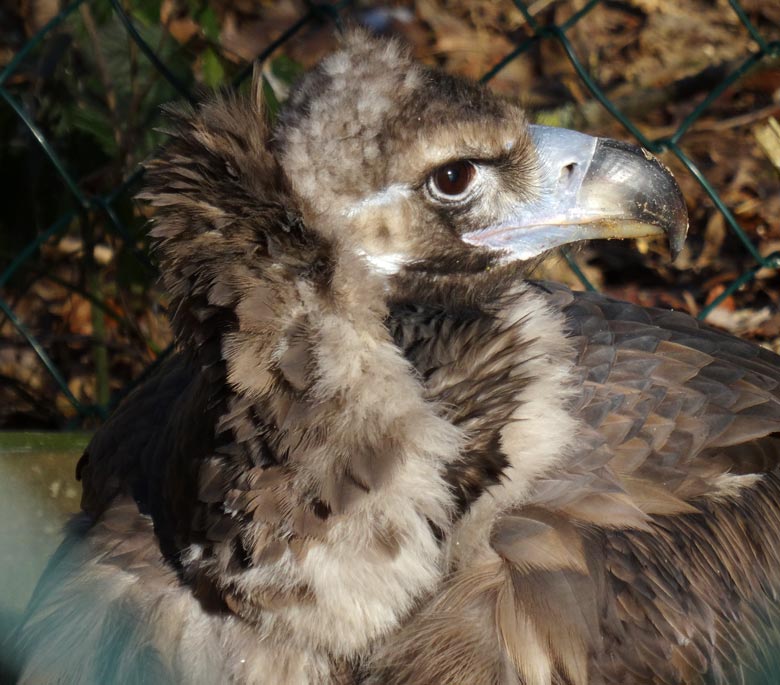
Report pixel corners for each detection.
[557,162,578,189]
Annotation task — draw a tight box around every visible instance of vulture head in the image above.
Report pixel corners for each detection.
[146,30,686,331]
[273,33,687,277]
[15,28,780,685]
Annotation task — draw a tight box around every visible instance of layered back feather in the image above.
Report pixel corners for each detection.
[11,31,780,685]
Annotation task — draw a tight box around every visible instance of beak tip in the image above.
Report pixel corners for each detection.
[669,231,687,262]
[665,187,689,263]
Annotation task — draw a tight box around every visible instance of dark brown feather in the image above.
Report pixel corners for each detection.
[14,33,780,685]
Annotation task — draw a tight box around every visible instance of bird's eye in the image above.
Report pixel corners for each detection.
[429,161,477,200]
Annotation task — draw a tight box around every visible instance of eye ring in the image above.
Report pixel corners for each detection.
[428,160,477,201]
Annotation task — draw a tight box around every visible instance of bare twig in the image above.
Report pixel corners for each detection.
[79,4,120,145]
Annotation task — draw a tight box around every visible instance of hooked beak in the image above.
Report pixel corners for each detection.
[463,125,688,261]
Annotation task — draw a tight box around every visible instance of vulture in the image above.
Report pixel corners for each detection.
[11,30,780,685]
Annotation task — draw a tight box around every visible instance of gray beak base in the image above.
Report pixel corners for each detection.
[463,125,688,261]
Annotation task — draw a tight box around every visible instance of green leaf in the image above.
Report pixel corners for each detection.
[271,55,304,87]
[201,48,226,88]
[68,106,118,158]
[534,104,577,129]
[88,1,114,25]
[197,6,220,43]
[131,0,162,26]
[262,77,281,123]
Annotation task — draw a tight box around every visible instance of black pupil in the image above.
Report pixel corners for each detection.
[434,161,474,196]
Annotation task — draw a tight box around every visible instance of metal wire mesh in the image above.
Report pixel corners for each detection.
[1,0,778,424]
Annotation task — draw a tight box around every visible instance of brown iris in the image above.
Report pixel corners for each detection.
[431,161,476,198]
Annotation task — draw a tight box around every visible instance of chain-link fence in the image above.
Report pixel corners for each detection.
[1,0,779,426]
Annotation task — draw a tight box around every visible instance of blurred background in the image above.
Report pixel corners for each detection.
[1,0,779,667]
